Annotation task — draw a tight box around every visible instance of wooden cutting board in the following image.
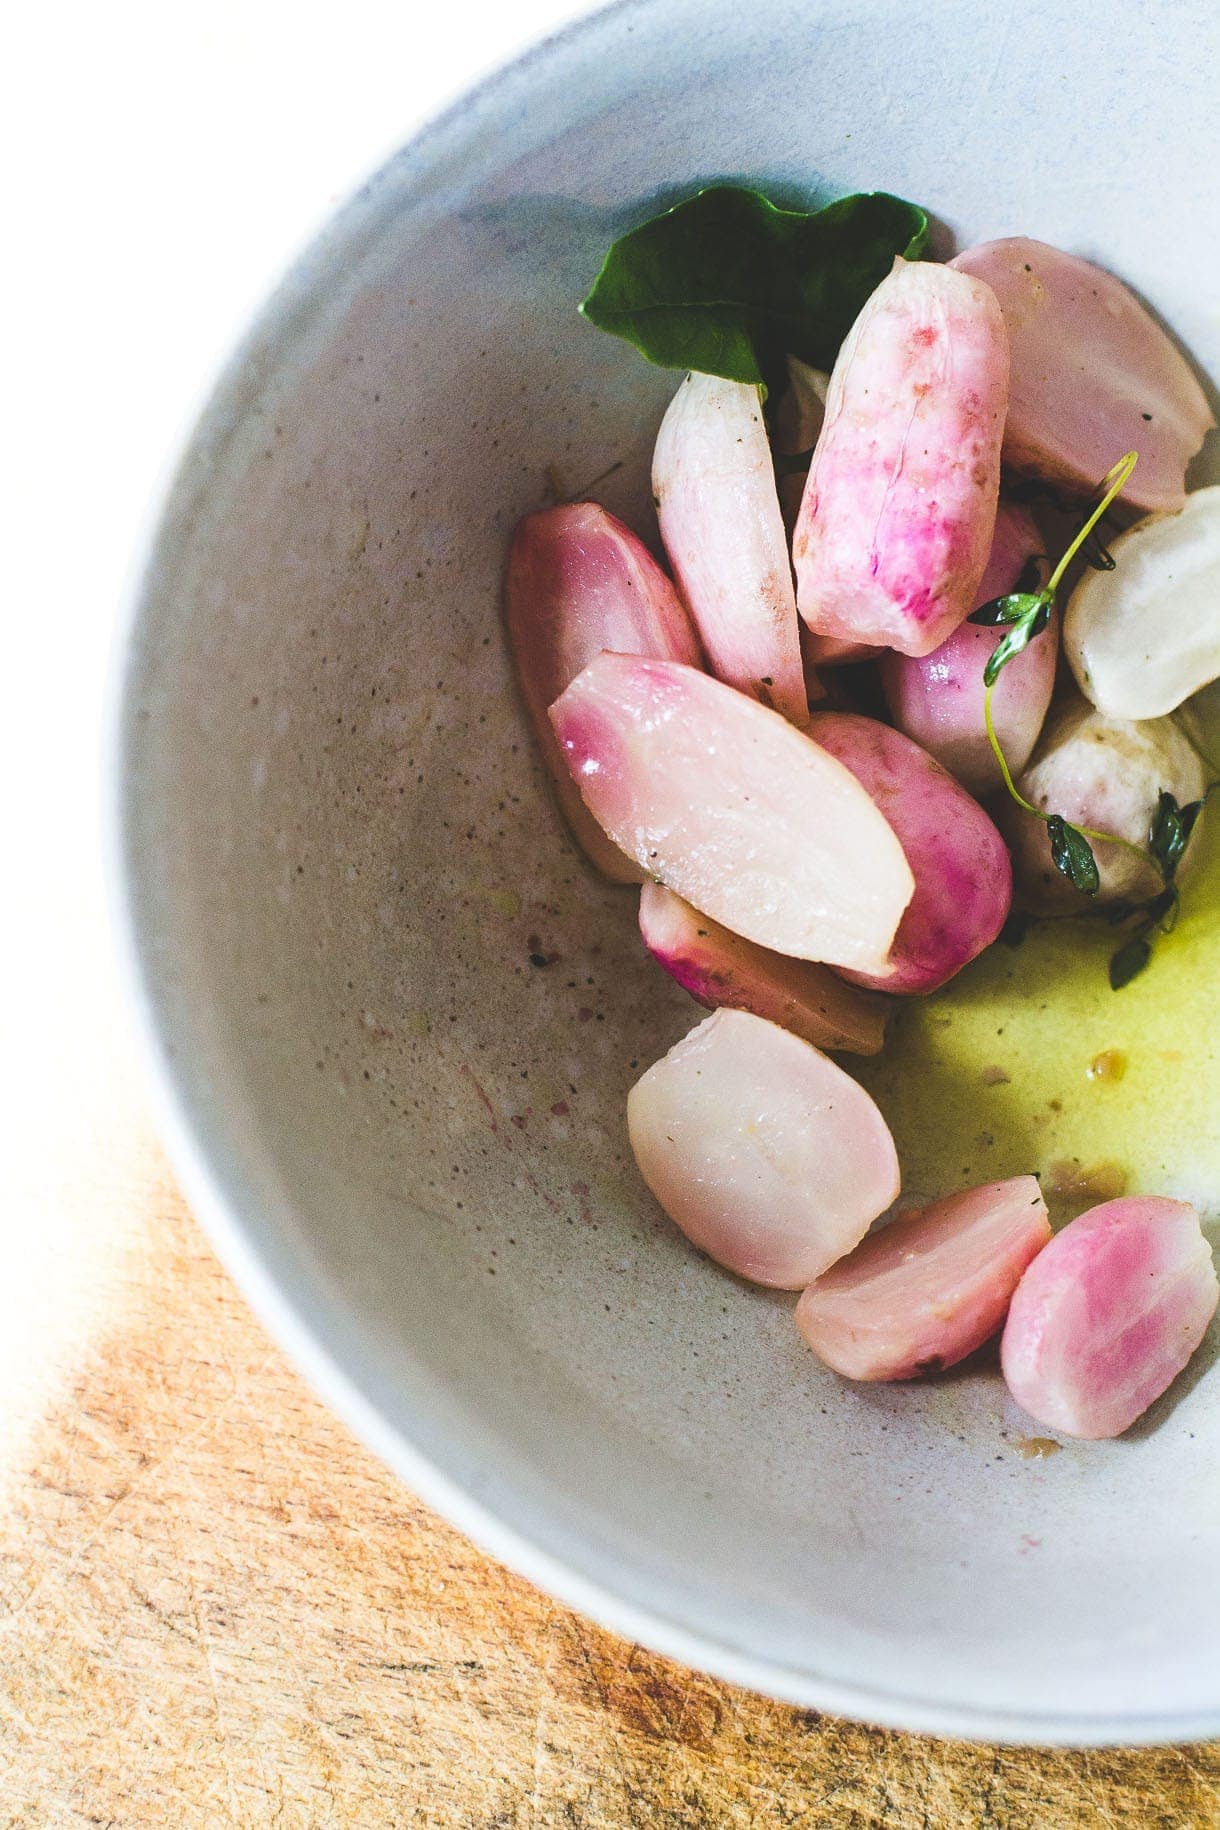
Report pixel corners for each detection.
[4,1053,1219,1827]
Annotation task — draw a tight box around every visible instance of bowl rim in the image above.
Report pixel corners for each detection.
[104,0,1220,1748]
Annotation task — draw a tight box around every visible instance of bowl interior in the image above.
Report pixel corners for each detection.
[118,0,1220,1739]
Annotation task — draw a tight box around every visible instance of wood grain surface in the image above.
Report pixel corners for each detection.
[2,1013,1219,1830]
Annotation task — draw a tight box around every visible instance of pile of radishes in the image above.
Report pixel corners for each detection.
[504,233,1220,1440]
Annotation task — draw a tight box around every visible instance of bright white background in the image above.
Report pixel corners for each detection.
[2,0,580,1459]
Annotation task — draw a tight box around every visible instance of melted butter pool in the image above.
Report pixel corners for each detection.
[855,813,1220,1226]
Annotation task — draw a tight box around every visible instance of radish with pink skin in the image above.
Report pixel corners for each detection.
[951,238,1215,514]
[638,882,888,1057]
[880,501,1057,796]
[793,259,1009,657]
[504,503,701,880]
[796,1176,1050,1381]
[653,371,810,723]
[549,655,914,973]
[806,711,1012,994]
[1001,1197,1219,1439]
[627,1009,900,1288]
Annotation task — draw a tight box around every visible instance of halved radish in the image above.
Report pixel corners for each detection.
[627,1008,900,1288]
[504,502,702,879]
[1004,697,1206,912]
[806,711,1012,993]
[795,1176,1050,1380]
[549,655,914,973]
[951,238,1214,514]
[1065,486,1220,718]
[653,372,809,724]
[638,882,888,1056]
[794,258,1008,657]
[1001,1196,1219,1439]
[880,501,1057,795]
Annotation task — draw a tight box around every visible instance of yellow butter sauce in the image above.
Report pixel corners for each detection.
[855,810,1220,1226]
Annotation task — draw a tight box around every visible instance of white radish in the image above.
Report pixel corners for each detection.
[549,655,914,973]
[806,712,1012,994]
[504,502,702,880]
[627,1009,899,1288]
[638,882,888,1057]
[1004,698,1206,912]
[796,1177,1050,1381]
[881,501,1057,795]
[1001,1196,1219,1439]
[793,259,1009,657]
[653,372,809,724]
[951,238,1214,514]
[1064,486,1220,718]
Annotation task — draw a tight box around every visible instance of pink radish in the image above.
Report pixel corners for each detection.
[549,655,914,974]
[627,1008,899,1288]
[796,1176,1050,1381]
[880,501,1057,795]
[504,502,702,880]
[793,259,1009,657]
[951,238,1215,514]
[806,711,1012,993]
[638,881,888,1056]
[1001,1196,1219,1439]
[653,372,809,723]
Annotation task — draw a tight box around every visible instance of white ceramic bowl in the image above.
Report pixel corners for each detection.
[112,0,1220,1743]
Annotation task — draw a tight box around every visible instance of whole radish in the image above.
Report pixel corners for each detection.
[653,372,809,723]
[806,711,1012,993]
[794,258,1009,657]
[881,501,1057,795]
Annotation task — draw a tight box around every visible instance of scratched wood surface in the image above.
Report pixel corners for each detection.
[4,1052,1220,1830]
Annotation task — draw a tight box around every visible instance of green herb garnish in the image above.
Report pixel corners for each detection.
[1046,815,1102,897]
[1104,794,1211,988]
[968,451,1140,899]
[1108,934,1153,990]
[1149,789,1204,881]
[579,186,928,390]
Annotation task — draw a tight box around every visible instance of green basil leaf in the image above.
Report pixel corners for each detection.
[1047,815,1100,895]
[968,591,1047,629]
[1110,935,1153,990]
[579,186,929,385]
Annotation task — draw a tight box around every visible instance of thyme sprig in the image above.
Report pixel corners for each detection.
[968,452,1140,897]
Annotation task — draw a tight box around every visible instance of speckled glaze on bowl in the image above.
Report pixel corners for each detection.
[112,0,1220,1744]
